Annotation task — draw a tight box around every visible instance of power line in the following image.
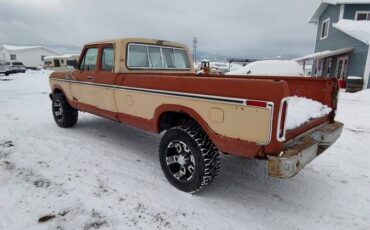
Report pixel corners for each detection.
[192,37,197,62]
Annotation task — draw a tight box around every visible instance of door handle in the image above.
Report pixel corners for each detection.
[87,76,93,80]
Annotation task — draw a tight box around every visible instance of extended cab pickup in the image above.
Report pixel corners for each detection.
[49,38,343,193]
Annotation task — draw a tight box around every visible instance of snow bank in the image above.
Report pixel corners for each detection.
[226,60,305,76]
[228,63,243,71]
[286,96,332,130]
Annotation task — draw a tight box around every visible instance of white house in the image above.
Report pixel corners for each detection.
[0,45,62,68]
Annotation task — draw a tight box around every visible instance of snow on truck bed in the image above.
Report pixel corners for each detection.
[1,71,370,230]
[226,60,305,76]
[286,96,332,130]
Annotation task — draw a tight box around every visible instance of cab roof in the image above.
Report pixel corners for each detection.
[85,37,188,49]
[83,37,194,74]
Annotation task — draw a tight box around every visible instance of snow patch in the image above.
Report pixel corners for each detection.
[286,96,332,130]
[347,76,362,80]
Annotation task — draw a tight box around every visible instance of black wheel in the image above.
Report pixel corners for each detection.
[159,125,220,193]
[52,93,78,128]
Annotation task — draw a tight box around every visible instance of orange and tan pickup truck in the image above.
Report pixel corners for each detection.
[49,38,343,193]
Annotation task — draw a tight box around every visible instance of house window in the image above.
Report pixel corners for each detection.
[320,18,330,40]
[355,11,370,20]
[10,54,16,60]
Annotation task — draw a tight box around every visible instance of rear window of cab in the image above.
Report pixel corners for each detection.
[127,43,190,70]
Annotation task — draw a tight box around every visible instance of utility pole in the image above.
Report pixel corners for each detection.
[192,37,197,63]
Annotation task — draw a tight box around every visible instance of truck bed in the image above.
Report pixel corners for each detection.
[50,71,339,158]
[118,73,339,156]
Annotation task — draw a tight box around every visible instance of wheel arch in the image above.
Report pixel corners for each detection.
[49,86,64,100]
[50,84,75,108]
[154,104,216,139]
[51,84,67,95]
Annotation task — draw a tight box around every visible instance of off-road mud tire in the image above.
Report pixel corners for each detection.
[52,93,78,128]
[159,125,220,193]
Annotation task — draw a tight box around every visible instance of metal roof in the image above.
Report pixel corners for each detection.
[0,45,61,55]
[333,19,370,44]
[309,0,370,23]
[295,47,354,61]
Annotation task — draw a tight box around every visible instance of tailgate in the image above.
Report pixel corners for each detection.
[276,77,339,143]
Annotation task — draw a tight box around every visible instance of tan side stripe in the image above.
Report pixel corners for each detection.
[50,77,274,107]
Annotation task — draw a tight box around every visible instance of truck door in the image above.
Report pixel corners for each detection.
[70,46,99,108]
[92,44,118,117]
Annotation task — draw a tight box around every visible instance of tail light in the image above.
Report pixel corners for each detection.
[246,100,267,108]
[277,98,290,142]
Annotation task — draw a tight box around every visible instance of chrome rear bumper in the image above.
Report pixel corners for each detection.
[268,121,343,178]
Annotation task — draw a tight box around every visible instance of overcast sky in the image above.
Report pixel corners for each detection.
[0,0,321,58]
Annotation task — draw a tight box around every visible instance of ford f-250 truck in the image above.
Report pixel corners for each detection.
[49,38,343,193]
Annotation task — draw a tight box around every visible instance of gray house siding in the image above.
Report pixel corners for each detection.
[314,5,340,52]
[347,46,369,77]
[343,4,370,20]
[314,4,368,79]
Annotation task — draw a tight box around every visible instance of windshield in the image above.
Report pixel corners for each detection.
[12,62,24,66]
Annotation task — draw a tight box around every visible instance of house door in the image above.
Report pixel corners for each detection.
[336,56,349,80]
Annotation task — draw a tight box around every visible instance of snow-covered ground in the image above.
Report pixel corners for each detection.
[0,71,369,230]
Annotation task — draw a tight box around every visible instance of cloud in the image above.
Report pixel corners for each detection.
[0,0,319,58]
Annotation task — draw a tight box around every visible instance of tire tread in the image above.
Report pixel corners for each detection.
[160,124,220,193]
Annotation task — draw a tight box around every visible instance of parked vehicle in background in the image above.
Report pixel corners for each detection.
[49,38,343,193]
[196,60,230,75]
[0,62,11,76]
[196,59,211,75]
[226,60,305,76]
[44,54,79,71]
[210,62,230,74]
[6,62,26,73]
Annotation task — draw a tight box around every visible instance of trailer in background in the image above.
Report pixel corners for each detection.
[44,54,79,71]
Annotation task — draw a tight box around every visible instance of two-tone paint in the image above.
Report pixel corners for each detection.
[49,38,339,158]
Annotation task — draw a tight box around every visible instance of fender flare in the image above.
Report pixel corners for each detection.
[50,84,75,107]
[153,104,217,140]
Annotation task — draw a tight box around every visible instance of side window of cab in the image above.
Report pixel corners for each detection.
[101,46,114,71]
[79,48,98,71]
